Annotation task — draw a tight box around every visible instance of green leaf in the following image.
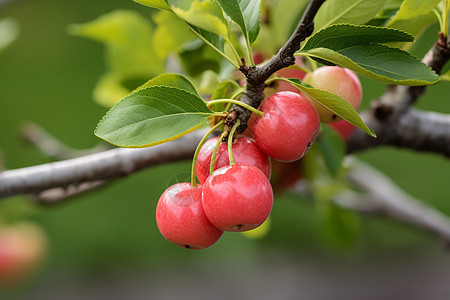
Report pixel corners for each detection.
[178,40,222,76]
[189,24,225,52]
[217,0,261,44]
[314,0,388,32]
[152,11,195,59]
[197,70,221,95]
[387,0,441,26]
[388,13,436,50]
[69,10,165,106]
[272,0,308,46]
[317,201,360,251]
[316,125,345,178]
[133,73,199,96]
[210,80,241,112]
[441,70,450,82]
[304,24,414,48]
[298,24,439,85]
[95,86,215,147]
[284,78,376,138]
[211,80,241,100]
[93,73,132,108]
[133,0,171,11]
[239,0,261,43]
[172,0,228,38]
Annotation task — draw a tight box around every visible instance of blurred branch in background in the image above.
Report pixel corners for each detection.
[0,0,13,8]
[293,157,450,246]
[31,180,108,204]
[20,122,110,160]
[341,158,450,246]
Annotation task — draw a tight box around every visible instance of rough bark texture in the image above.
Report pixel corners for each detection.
[227,0,326,133]
[347,34,450,156]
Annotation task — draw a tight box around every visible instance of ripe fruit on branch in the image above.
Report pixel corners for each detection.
[202,164,273,232]
[0,222,46,286]
[276,57,307,93]
[304,66,362,122]
[156,183,223,250]
[271,160,304,195]
[250,91,320,162]
[196,136,271,184]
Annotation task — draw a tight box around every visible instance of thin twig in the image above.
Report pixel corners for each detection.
[228,0,327,133]
[347,33,450,155]
[292,158,450,246]
[0,131,203,200]
[32,180,108,204]
[344,158,450,246]
[20,122,109,160]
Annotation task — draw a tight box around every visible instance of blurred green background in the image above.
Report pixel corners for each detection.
[1,0,450,299]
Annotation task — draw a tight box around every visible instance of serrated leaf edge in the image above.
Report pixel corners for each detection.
[302,23,415,52]
[301,45,439,85]
[94,85,213,147]
[284,78,376,137]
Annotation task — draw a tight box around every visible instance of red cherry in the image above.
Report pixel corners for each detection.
[250,91,320,162]
[156,183,223,250]
[196,136,271,184]
[271,160,303,195]
[202,164,273,232]
[0,222,46,286]
[276,57,306,93]
[304,66,362,122]
[329,119,356,141]
[253,52,265,65]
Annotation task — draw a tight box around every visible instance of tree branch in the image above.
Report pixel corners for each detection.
[0,131,203,200]
[343,158,450,246]
[20,122,109,160]
[227,0,326,133]
[347,108,450,157]
[347,33,450,155]
[293,158,450,245]
[32,180,108,204]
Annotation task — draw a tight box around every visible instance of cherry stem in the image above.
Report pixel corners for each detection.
[191,120,225,188]
[210,131,228,175]
[228,119,240,166]
[207,99,264,117]
[444,0,449,38]
[224,89,245,112]
[266,76,300,88]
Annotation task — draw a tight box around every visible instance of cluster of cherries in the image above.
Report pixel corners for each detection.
[156,66,362,250]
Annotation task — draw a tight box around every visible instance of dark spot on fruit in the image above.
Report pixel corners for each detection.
[185,245,191,249]
[332,114,337,120]
[307,142,311,147]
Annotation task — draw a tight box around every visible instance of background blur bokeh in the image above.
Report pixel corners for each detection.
[1,0,450,299]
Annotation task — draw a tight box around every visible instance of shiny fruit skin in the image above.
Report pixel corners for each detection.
[271,160,303,195]
[202,165,273,232]
[276,59,306,93]
[196,136,271,184]
[304,66,362,122]
[156,183,223,250]
[251,91,320,162]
